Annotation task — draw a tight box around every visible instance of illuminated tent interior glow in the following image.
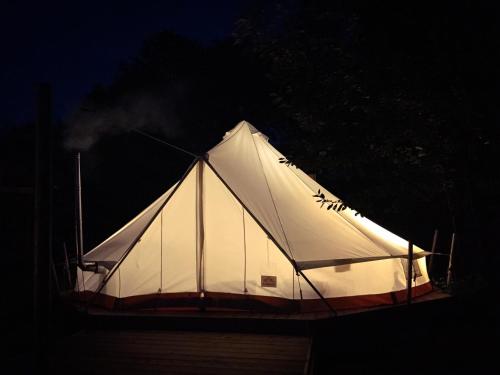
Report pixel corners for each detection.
[76,121,431,312]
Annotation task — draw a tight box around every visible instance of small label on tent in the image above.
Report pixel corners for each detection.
[261,275,277,288]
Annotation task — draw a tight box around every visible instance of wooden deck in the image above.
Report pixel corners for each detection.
[48,290,450,374]
[49,330,312,375]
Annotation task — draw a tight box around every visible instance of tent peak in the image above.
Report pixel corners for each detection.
[221,120,268,143]
[238,120,269,140]
[239,120,258,133]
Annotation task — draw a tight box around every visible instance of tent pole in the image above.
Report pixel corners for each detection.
[296,268,337,316]
[204,157,337,316]
[88,157,200,306]
[242,209,248,293]
[407,241,413,305]
[196,159,206,310]
[428,229,438,279]
[446,233,456,287]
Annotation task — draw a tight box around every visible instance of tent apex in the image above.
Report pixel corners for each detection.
[236,120,257,133]
[238,120,269,141]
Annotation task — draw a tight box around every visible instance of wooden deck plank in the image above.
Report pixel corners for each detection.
[49,330,310,375]
[49,290,449,374]
[61,343,308,361]
[71,332,308,349]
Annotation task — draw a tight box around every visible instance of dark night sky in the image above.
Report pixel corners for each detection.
[0,0,251,126]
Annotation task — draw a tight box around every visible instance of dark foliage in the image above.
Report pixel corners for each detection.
[233,0,498,284]
[1,5,497,363]
[2,0,498,289]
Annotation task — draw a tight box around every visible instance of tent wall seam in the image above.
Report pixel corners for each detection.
[83,185,178,260]
[160,209,163,293]
[88,157,199,306]
[208,122,245,150]
[248,132,295,261]
[249,132,305,299]
[203,157,336,316]
[262,139,397,258]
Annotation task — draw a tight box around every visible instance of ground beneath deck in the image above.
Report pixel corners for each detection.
[49,330,311,375]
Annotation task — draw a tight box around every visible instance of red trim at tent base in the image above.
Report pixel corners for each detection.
[73,282,433,313]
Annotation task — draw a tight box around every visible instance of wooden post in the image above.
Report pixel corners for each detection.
[428,229,438,278]
[63,242,72,289]
[74,238,81,293]
[51,258,60,296]
[33,82,52,372]
[447,233,456,287]
[407,241,413,305]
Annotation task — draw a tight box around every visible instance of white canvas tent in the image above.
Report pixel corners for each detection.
[76,121,432,312]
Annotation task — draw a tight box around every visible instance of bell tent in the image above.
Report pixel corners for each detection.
[76,121,432,312]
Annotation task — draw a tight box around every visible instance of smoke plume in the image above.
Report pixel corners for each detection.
[64,89,184,151]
